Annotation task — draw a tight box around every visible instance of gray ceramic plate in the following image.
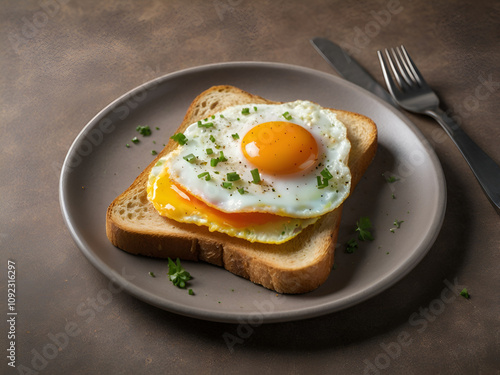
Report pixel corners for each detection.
[60,62,446,324]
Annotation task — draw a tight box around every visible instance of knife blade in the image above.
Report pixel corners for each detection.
[310,37,397,107]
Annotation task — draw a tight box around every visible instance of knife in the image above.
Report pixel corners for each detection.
[310,37,397,107]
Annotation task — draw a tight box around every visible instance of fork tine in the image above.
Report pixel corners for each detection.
[377,50,400,97]
[390,47,413,87]
[399,45,426,87]
[394,47,414,86]
[383,49,403,88]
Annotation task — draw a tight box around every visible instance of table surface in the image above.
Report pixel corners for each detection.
[2,1,499,374]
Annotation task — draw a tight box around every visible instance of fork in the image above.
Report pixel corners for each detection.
[377,46,500,215]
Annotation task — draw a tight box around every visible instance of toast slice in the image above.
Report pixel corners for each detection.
[106,85,377,294]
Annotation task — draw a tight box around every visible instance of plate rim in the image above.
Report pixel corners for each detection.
[59,61,447,323]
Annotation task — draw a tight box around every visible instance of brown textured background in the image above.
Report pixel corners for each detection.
[1,0,499,374]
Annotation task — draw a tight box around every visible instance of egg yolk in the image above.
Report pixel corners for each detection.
[148,171,291,229]
[241,121,319,175]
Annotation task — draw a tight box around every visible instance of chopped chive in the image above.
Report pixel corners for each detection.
[320,168,333,180]
[238,187,246,194]
[227,172,240,181]
[148,271,156,277]
[125,143,130,148]
[317,168,333,189]
[151,150,157,155]
[317,175,328,189]
[220,114,224,118]
[131,137,140,144]
[254,106,257,112]
[170,133,187,145]
[188,289,194,295]
[222,182,233,189]
[282,111,293,121]
[211,115,215,119]
[206,148,213,155]
[251,168,261,183]
[210,151,227,167]
[198,122,214,128]
[155,127,160,130]
[197,172,211,181]
[241,107,250,115]
[209,135,216,143]
[218,151,227,162]
[183,153,196,163]
[231,133,240,139]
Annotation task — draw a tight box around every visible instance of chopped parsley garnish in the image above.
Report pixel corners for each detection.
[232,133,240,139]
[251,168,261,183]
[167,258,191,288]
[220,114,224,118]
[206,148,213,155]
[211,115,215,119]
[227,172,240,181]
[151,150,157,155]
[282,111,293,121]
[125,143,130,148]
[222,182,233,189]
[188,289,194,295]
[171,133,188,145]
[136,125,152,136]
[383,173,399,183]
[183,153,197,163]
[131,137,140,144]
[345,238,358,253]
[460,288,470,299]
[155,127,160,130]
[197,172,211,181]
[356,217,374,241]
[148,271,156,277]
[241,107,250,115]
[393,219,404,228]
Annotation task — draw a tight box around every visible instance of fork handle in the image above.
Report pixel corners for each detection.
[426,108,500,215]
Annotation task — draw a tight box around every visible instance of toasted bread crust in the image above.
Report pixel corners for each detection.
[106,85,377,293]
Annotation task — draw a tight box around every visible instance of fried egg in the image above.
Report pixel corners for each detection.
[147,100,351,244]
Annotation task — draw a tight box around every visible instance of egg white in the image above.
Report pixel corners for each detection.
[161,101,351,219]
